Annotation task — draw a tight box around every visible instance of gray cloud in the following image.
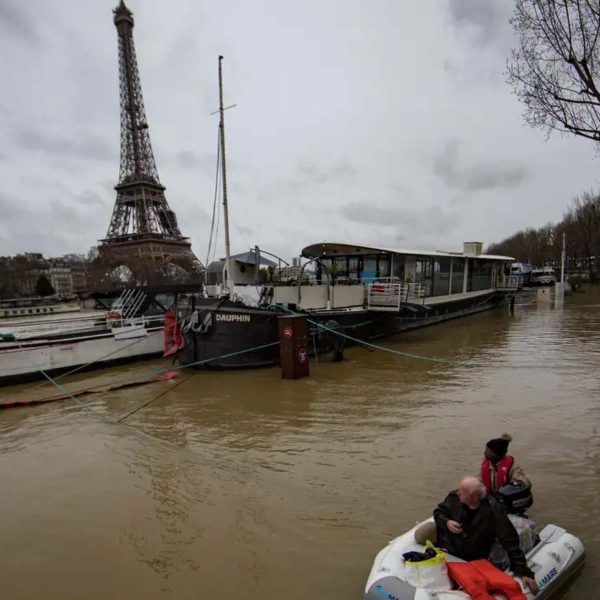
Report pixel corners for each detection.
[175,150,216,174]
[283,160,357,190]
[74,190,108,207]
[343,202,460,236]
[14,127,114,161]
[298,160,357,183]
[433,140,530,192]
[0,186,112,256]
[236,225,254,237]
[0,0,598,260]
[0,191,31,220]
[446,0,509,43]
[387,183,414,199]
[0,1,40,43]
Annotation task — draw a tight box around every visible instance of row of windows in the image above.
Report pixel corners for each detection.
[2,307,56,317]
[319,254,497,297]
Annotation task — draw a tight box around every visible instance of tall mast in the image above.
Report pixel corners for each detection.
[218,55,233,293]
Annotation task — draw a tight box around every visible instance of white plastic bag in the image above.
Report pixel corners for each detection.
[404,541,453,590]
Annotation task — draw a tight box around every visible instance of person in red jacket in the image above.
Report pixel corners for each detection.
[480,434,530,494]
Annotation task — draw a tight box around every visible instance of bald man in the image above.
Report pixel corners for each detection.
[432,477,538,594]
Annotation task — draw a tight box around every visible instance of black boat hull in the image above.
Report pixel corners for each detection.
[179,291,509,369]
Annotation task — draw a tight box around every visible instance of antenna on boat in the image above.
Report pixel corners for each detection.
[217,55,235,295]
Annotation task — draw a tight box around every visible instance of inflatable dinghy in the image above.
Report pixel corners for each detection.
[365,518,584,600]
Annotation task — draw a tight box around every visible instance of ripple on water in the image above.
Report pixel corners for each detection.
[0,287,599,598]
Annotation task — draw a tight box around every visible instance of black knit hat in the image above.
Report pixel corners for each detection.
[486,433,512,458]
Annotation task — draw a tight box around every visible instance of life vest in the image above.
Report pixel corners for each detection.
[481,455,514,493]
[447,559,527,600]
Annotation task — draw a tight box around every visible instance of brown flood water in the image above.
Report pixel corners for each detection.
[0,287,599,599]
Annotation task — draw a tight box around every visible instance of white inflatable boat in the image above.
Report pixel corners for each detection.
[365,518,584,600]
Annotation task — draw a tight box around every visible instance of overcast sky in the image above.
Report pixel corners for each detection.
[1,0,599,264]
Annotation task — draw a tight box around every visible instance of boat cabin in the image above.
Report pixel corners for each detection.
[205,249,278,299]
[270,241,517,311]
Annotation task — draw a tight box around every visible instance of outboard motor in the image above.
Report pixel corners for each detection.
[495,482,533,514]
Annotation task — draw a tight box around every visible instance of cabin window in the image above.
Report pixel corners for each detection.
[378,256,391,279]
[451,258,465,294]
[348,257,360,280]
[432,257,451,296]
[467,260,493,291]
[415,257,434,295]
[392,255,404,281]
[362,256,378,282]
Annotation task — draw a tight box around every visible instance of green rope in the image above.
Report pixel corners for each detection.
[306,317,477,367]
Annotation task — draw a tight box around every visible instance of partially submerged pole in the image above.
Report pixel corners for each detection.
[278,315,310,379]
[555,232,566,308]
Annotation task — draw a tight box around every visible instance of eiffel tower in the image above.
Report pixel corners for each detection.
[93,1,203,287]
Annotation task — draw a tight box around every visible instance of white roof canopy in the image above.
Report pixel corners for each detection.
[301,242,514,262]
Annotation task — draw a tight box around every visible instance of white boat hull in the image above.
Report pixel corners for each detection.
[0,326,164,384]
[365,519,585,600]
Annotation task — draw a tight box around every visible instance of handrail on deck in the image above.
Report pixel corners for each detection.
[367,281,425,309]
[496,275,522,290]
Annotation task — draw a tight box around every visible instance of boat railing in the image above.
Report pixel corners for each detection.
[367,281,425,308]
[496,275,523,290]
[107,288,148,327]
[0,313,108,341]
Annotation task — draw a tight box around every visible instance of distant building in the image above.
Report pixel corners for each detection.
[0,252,90,299]
[47,260,73,296]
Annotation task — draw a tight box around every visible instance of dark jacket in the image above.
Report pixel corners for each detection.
[433,490,533,577]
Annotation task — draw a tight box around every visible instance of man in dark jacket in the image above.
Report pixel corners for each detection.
[434,476,539,594]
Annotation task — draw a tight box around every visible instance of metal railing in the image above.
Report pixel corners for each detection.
[496,275,523,289]
[106,288,148,327]
[367,281,425,309]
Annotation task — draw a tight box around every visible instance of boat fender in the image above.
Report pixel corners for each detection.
[181,311,198,334]
[259,285,268,304]
[259,286,274,306]
[195,310,213,335]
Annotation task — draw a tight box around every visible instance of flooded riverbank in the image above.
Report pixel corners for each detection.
[0,286,598,599]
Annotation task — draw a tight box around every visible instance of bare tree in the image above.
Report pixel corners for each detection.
[508,1,600,143]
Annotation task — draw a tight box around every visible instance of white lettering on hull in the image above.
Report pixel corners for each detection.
[216,313,251,323]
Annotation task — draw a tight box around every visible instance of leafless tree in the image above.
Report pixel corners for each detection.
[508,0,600,143]
[486,190,600,279]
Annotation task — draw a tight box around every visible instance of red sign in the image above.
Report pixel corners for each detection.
[283,326,293,338]
[297,347,307,364]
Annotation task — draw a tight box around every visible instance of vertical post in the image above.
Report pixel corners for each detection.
[555,232,567,308]
[561,232,566,283]
[218,55,233,294]
[278,315,310,379]
[254,245,260,285]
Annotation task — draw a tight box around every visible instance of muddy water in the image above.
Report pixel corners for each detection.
[0,287,598,599]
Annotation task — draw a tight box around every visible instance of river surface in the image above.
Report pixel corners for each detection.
[0,287,598,599]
